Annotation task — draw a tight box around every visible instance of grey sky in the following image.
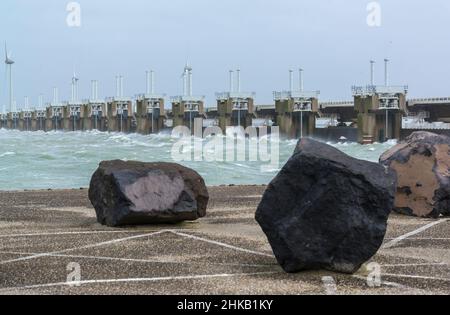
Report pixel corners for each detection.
[1,0,449,108]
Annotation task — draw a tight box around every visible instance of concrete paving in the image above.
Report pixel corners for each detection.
[0,186,449,295]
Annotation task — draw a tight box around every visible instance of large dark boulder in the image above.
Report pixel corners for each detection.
[255,138,396,274]
[89,160,209,227]
[380,131,450,218]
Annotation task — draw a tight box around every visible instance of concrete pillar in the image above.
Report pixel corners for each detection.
[275,98,318,139]
[63,105,87,131]
[172,100,204,134]
[355,94,405,144]
[136,98,165,134]
[217,98,254,133]
[107,100,133,133]
[46,107,64,131]
[32,111,47,131]
[84,103,107,131]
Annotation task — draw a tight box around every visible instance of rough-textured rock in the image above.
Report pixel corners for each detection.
[89,160,209,227]
[255,138,396,274]
[380,131,450,218]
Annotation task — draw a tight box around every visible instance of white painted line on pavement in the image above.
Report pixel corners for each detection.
[382,219,448,249]
[169,230,274,258]
[0,250,277,268]
[0,230,153,238]
[0,230,168,265]
[0,271,280,293]
[382,273,450,282]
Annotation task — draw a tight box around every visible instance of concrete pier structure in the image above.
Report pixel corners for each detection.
[274,69,320,138]
[7,112,19,130]
[107,76,133,133]
[0,113,7,129]
[63,102,86,131]
[352,60,408,144]
[33,109,47,131]
[86,102,107,131]
[171,64,205,132]
[171,96,205,132]
[47,105,64,131]
[136,95,165,134]
[216,69,255,131]
[63,73,85,131]
[31,95,47,131]
[18,97,32,131]
[136,71,166,134]
[19,110,33,131]
[3,63,449,141]
[47,88,64,131]
[107,98,133,133]
[83,81,107,131]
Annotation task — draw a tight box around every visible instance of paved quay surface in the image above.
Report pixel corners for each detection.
[0,186,449,295]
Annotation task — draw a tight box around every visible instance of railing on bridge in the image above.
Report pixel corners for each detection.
[170,95,205,103]
[136,93,166,102]
[106,97,132,103]
[255,105,275,111]
[273,91,320,101]
[408,97,450,106]
[319,101,354,108]
[352,85,408,96]
[215,92,255,101]
[83,98,106,105]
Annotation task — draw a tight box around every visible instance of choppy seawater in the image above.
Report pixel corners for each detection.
[0,129,396,191]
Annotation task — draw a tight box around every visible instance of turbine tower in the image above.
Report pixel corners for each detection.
[4,43,15,113]
[71,71,79,103]
[182,62,193,96]
[370,60,376,86]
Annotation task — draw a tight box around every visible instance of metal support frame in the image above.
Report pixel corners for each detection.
[36,110,46,131]
[90,104,103,131]
[293,98,313,112]
[116,102,128,133]
[52,107,63,131]
[231,98,250,128]
[184,101,200,132]
[69,105,81,131]
[146,99,161,134]
[23,111,32,131]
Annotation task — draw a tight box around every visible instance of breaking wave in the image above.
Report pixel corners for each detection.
[0,130,395,190]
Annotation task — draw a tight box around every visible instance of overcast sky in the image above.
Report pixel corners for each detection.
[1,0,450,108]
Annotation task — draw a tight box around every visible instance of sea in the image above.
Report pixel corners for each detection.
[0,129,397,191]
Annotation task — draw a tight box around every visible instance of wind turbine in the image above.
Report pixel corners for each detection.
[4,43,15,114]
[182,62,193,96]
[71,70,79,103]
